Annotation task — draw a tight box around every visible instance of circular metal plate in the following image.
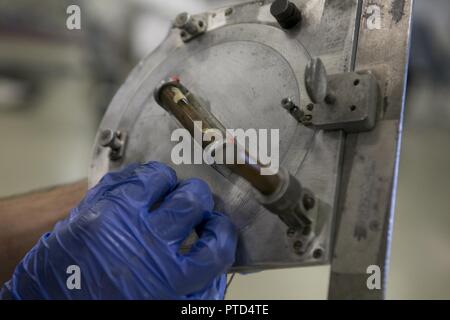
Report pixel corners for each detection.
[90,23,312,232]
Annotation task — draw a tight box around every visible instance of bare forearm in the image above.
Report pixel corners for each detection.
[0,180,87,285]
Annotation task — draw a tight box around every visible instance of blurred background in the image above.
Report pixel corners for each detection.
[0,0,449,299]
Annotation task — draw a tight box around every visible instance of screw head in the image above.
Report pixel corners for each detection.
[99,129,114,147]
[174,12,190,28]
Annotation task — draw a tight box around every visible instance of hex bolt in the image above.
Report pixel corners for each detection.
[100,129,126,161]
[174,12,207,42]
[270,0,302,29]
[100,129,118,148]
[174,12,198,35]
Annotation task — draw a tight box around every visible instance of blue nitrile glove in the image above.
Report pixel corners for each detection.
[0,162,237,300]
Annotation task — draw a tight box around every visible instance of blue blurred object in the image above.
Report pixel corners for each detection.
[0,162,237,300]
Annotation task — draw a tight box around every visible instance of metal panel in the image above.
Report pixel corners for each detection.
[329,0,413,300]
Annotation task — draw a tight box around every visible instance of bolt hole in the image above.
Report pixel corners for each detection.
[313,249,323,259]
[198,21,204,28]
[302,194,315,210]
[307,104,314,111]
[180,31,187,38]
[354,79,360,86]
[350,105,357,112]
[225,8,233,16]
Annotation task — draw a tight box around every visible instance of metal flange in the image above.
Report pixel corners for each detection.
[282,58,380,133]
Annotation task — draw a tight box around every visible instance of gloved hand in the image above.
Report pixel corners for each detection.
[0,162,237,300]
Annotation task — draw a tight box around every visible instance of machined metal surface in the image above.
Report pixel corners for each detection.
[298,57,380,132]
[89,0,412,299]
[328,0,413,299]
[90,0,361,272]
[305,70,380,132]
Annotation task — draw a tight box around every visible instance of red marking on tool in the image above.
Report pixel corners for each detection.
[169,75,181,83]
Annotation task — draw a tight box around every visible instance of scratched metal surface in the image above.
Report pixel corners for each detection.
[328,0,413,300]
[89,0,361,270]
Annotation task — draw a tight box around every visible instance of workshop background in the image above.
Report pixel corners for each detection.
[0,0,449,299]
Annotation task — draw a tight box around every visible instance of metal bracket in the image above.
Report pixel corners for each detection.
[174,12,207,43]
[285,189,322,257]
[291,58,380,133]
